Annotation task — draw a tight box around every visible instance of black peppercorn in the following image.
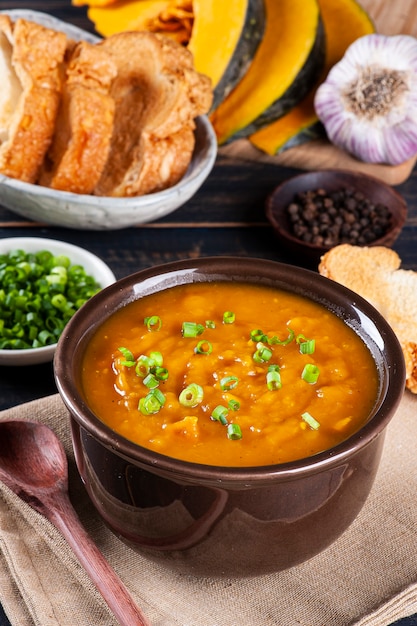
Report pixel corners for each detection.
[285,187,391,247]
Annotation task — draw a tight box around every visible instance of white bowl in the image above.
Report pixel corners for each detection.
[0,237,116,366]
[0,10,218,231]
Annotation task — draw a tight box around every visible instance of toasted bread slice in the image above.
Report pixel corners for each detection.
[118,123,196,196]
[39,40,117,194]
[0,16,67,183]
[319,244,417,393]
[94,30,212,197]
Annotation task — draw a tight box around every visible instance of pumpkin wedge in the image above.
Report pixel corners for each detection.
[210,0,325,145]
[250,0,375,155]
[188,0,265,109]
[84,0,266,111]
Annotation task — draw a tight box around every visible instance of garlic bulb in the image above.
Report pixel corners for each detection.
[314,34,417,165]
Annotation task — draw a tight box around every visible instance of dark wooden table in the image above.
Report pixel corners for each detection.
[1,3,417,626]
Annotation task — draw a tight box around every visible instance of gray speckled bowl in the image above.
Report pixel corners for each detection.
[0,10,217,231]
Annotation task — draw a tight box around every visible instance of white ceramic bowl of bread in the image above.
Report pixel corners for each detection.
[0,237,116,365]
[0,10,217,230]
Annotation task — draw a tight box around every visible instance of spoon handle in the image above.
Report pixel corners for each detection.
[49,491,152,626]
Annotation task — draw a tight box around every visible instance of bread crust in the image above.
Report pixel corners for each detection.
[118,124,196,197]
[94,30,212,197]
[0,17,67,183]
[39,41,117,194]
[319,244,417,393]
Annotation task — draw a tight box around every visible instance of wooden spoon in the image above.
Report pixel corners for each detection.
[0,419,151,626]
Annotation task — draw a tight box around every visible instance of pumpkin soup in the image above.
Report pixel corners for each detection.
[81,281,378,466]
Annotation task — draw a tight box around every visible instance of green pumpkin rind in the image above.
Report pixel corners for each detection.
[210,1,266,111]
[277,122,326,153]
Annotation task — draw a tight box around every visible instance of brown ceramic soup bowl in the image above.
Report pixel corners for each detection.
[54,257,405,577]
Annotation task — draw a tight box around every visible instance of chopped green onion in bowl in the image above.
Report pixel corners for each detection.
[0,238,115,366]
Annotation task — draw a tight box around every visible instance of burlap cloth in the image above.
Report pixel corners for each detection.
[0,392,416,626]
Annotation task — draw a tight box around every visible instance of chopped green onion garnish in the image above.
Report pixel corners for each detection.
[149,351,163,366]
[205,320,216,329]
[46,273,66,287]
[144,315,162,332]
[0,248,101,350]
[227,423,242,440]
[301,412,320,430]
[267,369,282,390]
[228,399,240,411]
[124,350,169,380]
[251,328,295,346]
[220,376,239,391]
[194,339,213,355]
[267,328,295,346]
[143,373,159,389]
[253,342,273,364]
[138,389,166,415]
[301,363,320,384]
[179,383,204,407]
[299,340,316,355]
[51,293,68,311]
[211,405,229,425]
[250,329,267,342]
[151,388,166,406]
[182,321,205,337]
[52,255,70,269]
[223,311,235,324]
[296,335,316,355]
[154,366,169,381]
[135,354,155,377]
[118,346,136,367]
[35,329,56,346]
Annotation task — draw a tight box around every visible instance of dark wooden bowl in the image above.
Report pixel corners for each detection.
[266,169,408,263]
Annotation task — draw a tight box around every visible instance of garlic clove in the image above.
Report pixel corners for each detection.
[314,33,417,166]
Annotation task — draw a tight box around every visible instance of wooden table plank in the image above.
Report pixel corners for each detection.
[362,0,417,36]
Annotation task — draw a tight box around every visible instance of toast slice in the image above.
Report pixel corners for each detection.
[319,244,417,393]
[39,40,117,194]
[94,30,212,197]
[0,16,67,183]
[116,123,196,197]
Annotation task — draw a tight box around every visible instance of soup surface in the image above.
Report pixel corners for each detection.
[81,281,378,466]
